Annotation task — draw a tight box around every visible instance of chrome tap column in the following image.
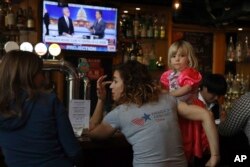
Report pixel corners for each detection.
[43,59,80,108]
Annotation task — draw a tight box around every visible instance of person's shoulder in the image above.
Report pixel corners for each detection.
[101,19,106,24]
[38,91,58,101]
[181,67,200,75]
[160,92,177,103]
[111,103,139,113]
[179,67,202,81]
[244,92,250,97]
[58,16,64,20]
[237,92,250,103]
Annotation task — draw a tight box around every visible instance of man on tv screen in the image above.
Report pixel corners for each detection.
[58,7,74,36]
[43,8,50,35]
[89,10,106,39]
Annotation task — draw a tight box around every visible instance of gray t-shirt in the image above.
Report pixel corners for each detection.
[104,94,187,167]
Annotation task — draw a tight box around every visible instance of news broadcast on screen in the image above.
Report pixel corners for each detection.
[42,0,118,53]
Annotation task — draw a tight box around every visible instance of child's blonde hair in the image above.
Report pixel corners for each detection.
[167,40,198,69]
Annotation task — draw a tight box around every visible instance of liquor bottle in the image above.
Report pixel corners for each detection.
[140,15,147,38]
[243,36,250,62]
[121,42,129,63]
[5,5,16,29]
[26,7,35,29]
[120,14,127,38]
[16,8,25,30]
[148,44,157,71]
[159,14,166,39]
[0,4,6,29]
[133,13,140,38]
[153,14,159,39]
[129,41,137,61]
[235,39,242,63]
[125,15,133,38]
[146,14,153,38]
[226,36,235,62]
[136,41,143,63]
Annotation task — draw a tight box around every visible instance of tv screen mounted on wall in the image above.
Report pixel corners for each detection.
[42,0,118,53]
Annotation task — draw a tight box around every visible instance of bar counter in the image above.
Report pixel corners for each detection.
[0,133,133,167]
[79,132,133,167]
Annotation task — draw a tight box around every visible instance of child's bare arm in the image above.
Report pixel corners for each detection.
[170,85,192,97]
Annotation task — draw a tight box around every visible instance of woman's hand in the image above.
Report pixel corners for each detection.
[89,75,112,132]
[96,75,112,101]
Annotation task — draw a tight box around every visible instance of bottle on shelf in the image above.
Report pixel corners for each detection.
[0,4,6,30]
[16,7,25,30]
[121,42,130,63]
[153,14,159,39]
[133,12,140,38]
[5,4,16,30]
[140,14,147,38]
[243,36,250,62]
[159,14,166,39]
[129,40,137,61]
[26,6,35,29]
[136,41,143,63]
[235,39,242,63]
[146,14,153,38]
[125,14,133,38]
[226,36,235,62]
[147,44,157,71]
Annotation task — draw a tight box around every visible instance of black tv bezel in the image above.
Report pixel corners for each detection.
[39,0,120,57]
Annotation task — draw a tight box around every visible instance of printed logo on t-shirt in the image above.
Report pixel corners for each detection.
[131,110,168,126]
[131,113,151,126]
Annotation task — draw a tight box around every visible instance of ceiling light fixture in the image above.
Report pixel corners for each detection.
[173,0,181,10]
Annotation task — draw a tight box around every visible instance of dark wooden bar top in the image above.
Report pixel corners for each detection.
[79,132,131,149]
[78,132,133,167]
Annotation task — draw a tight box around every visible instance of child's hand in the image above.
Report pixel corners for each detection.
[205,155,220,167]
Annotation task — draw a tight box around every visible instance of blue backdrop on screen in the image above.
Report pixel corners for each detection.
[42,0,118,53]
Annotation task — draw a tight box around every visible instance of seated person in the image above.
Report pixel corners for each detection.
[218,92,250,166]
[198,73,227,120]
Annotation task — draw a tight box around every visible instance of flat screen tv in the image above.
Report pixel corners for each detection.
[41,0,118,53]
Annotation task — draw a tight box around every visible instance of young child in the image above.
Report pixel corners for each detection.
[160,40,209,165]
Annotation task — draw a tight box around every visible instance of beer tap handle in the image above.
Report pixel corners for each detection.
[78,58,90,100]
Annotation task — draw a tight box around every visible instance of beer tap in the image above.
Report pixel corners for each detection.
[78,58,90,100]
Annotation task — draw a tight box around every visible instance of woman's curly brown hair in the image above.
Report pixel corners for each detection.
[114,60,161,106]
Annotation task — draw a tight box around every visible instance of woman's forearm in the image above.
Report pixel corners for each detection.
[89,99,105,130]
[178,102,220,156]
[201,112,220,156]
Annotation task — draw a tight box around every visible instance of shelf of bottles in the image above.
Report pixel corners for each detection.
[223,73,249,111]
[226,35,250,63]
[0,1,35,32]
[120,11,166,40]
[119,11,166,70]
